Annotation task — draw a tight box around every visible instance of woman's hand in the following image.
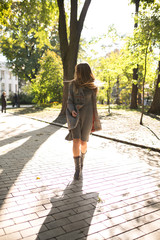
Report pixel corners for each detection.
[72,110,77,118]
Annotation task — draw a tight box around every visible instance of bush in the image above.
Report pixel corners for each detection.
[19,92,34,104]
[32,50,63,104]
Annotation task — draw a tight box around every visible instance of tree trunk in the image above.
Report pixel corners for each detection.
[130,68,138,109]
[115,76,120,105]
[148,60,160,115]
[107,76,111,113]
[57,0,92,115]
[130,0,140,109]
[140,47,148,125]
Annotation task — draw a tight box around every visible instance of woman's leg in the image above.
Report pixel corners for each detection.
[81,140,87,154]
[73,139,81,157]
[73,139,81,180]
[80,140,87,170]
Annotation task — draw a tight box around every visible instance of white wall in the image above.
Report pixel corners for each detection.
[0,61,18,98]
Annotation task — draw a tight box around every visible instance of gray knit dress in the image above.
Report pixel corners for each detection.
[71,87,93,142]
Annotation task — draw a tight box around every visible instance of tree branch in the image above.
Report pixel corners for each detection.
[57,0,68,63]
[79,0,91,32]
[70,0,77,29]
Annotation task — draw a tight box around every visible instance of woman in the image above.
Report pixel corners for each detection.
[66,63,101,180]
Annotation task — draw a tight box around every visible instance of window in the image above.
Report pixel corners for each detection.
[1,70,5,79]
[9,72,12,79]
[15,84,18,93]
[1,83,5,91]
[9,84,12,92]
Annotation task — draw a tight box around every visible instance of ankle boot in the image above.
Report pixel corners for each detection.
[81,152,86,170]
[74,156,81,180]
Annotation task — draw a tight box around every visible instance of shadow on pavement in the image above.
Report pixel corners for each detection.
[0,121,60,210]
[142,124,160,140]
[36,179,98,240]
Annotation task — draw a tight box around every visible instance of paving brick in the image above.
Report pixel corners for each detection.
[58,202,79,212]
[85,213,108,225]
[14,213,38,224]
[22,235,39,240]
[0,210,23,222]
[56,229,84,240]
[138,219,160,234]
[0,228,5,236]
[136,230,160,240]
[86,232,105,240]
[104,215,126,228]
[37,227,65,240]
[20,225,47,238]
[4,196,24,204]
[88,222,108,235]
[30,215,53,227]
[53,209,76,220]
[116,228,146,240]
[68,211,92,222]
[0,201,17,209]
[7,203,29,213]
[0,219,15,228]
[0,231,22,240]
[74,203,95,214]
[0,208,8,216]
[62,220,89,233]
[45,218,70,230]
[22,205,45,215]
[12,190,31,197]
[4,222,31,234]
[36,209,53,218]
[78,198,97,207]
[99,224,126,239]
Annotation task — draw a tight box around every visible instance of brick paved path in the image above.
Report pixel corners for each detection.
[0,113,160,240]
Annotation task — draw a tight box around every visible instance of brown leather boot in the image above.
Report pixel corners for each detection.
[74,156,81,180]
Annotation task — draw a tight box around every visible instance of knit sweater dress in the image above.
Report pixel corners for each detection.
[65,81,101,142]
[71,87,93,142]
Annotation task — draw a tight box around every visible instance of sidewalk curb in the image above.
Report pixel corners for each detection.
[19,114,160,153]
[91,132,160,153]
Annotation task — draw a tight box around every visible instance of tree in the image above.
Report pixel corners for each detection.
[32,50,63,104]
[96,49,132,110]
[148,60,160,114]
[148,3,160,114]
[57,0,92,114]
[130,0,155,109]
[130,0,140,109]
[129,2,160,123]
[1,0,58,83]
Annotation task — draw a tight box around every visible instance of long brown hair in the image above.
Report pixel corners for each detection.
[74,63,97,92]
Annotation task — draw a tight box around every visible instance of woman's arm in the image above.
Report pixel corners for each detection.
[67,82,76,114]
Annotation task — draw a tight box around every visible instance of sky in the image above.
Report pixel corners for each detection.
[81,0,135,56]
[0,0,135,62]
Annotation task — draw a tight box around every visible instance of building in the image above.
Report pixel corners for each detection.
[0,61,18,98]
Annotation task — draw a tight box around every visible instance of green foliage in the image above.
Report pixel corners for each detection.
[127,2,160,82]
[31,50,63,104]
[96,48,134,104]
[19,92,34,104]
[97,85,107,104]
[0,1,12,26]
[131,0,155,5]
[0,0,59,83]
